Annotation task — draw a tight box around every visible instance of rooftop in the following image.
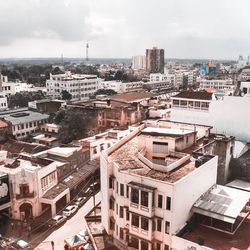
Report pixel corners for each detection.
[182,214,250,250]
[0,110,49,125]
[110,136,199,183]
[141,127,194,137]
[172,91,213,100]
[0,119,9,128]
[33,134,58,142]
[110,92,157,103]
[47,147,80,158]
[193,185,250,224]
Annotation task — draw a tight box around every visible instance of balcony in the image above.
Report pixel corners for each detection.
[16,192,35,199]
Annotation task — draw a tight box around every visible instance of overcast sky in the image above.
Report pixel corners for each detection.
[0,0,249,59]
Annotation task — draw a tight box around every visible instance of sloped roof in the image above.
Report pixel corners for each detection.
[173,91,213,100]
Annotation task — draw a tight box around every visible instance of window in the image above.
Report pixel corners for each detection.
[109,177,114,189]
[141,241,149,250]
[131,188,139,204]
[158,194,163,208]
[153,142,168,154]
[164,245,169,250]
[120,206,124,218]
[126,185,129,198]
[141,191,149,207]
[109,218,115,230]
[129,237,139,249]
[19,184,29,196]
[93,147,97,154]
[165,221,170,234]
[141,217,149,231]
[131,214,139,227]
[156,243,161,250]
[116,204,118,215]
[157,219,162,232]
[166,196,171,210]
[126,209,129,221]
[120,184,124,196]
[100,144,104,151]
[120,228,124,240]
[109,198,114,210]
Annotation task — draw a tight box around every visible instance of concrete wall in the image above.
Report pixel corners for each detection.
[172,156,218,234]
[171,96,250,142]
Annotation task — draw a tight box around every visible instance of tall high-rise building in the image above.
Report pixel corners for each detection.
[146,47,165,73]
[132,55,146,70]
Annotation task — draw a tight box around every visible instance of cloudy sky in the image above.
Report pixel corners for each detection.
[0,0,249,59]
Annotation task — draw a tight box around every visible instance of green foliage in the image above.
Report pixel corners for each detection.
[8,91,45,108]
[54,108,95,144]
[93,89,117,98]
[61,90,72,100]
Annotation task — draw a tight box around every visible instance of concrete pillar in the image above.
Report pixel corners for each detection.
[51,203,57,217]
[66,192,70,203]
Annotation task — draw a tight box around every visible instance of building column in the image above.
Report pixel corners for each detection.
[51,203,57,217]
[66,192,70,203]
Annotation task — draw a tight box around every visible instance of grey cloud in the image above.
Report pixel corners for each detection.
[0,0,95,45]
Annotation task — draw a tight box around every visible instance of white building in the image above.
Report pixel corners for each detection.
[200,79,235,91]
[240,81,250,95]
[74,129,130,160]
[0,108,49,139]
[46,71,100,100]
[100,124,219,250]
[132,55,146,70]
[171,91,250,142]
[98,80,143,94]
[0,96,8,110]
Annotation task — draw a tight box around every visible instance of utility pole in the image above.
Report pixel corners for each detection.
[86,42,89,62]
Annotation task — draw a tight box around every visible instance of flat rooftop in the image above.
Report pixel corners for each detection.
[182,214,250,250]
[0,110,49,125]
[141,127,194,137]
[110,137,199,183]
[227,179,250,192]
[47,147,80,158]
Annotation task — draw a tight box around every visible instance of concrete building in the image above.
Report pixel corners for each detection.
[171,91,250,142]
[0,96,8,110]
[132,55,146,70]
[73,129,131,160]
[146,47,165,73]
[0,108,49,139]
[0,172,11,217]
[46,71,100,100]
[98,81,144,94]
[200,79,235,92]
[240,81,250,95]
[0,143,99,221]
[100,123,220,250]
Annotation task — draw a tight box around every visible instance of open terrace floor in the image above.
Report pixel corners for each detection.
[183,214,250,250]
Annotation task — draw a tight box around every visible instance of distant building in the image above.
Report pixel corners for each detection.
[46,71,100,100]
[200,79,235,92]
[146,47,164,73]
[28,99,66,114]
[132,55,146,70]
[0,108,49,139]
[98,80,144,94]
[0,96,8,110]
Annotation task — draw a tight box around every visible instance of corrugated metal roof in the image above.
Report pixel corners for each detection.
[193,185,250,224]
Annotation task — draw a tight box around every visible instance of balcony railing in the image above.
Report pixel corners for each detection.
[16,192,35,199]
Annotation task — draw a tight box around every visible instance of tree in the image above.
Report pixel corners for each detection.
[92,89,117,98]
[8,91,45,108]
[61,90,72,100]
[54,108,95,144]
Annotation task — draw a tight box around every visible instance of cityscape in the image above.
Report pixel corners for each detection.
[0,1,250,250]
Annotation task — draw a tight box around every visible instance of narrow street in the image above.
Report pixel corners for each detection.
[34,192,101,250]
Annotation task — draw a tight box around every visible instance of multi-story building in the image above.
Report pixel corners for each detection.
[0,143,98,220]
[240,81,250,95]
[100,124,219,250]
[0,96,8,110]
[46,71,100,100]
[200,79,235,92]
[73,129,130,160]
[132,55,146,70]
[98,81,144,94]
[0,108,49,139]
[146,47,165,73]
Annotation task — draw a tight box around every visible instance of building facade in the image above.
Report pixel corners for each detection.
[132,55,146,70]
[46,71,100,100]
[146,47,165,73]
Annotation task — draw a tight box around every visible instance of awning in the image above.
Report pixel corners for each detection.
[193,185,250,224]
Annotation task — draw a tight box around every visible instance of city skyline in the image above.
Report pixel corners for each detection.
[0,0,250,59]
